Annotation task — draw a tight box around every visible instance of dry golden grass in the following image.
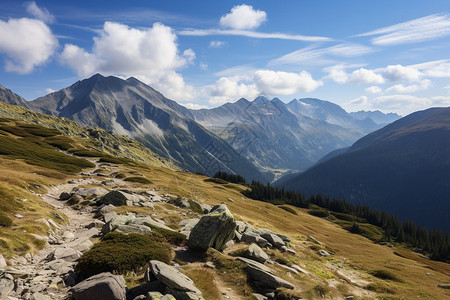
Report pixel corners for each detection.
[115,163,450,300]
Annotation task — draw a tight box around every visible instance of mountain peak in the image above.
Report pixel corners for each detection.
[253,96,270,104]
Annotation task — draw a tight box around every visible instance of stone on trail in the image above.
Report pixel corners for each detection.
[70,272,126,300]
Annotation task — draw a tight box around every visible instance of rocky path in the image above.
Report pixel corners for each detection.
[0,161,126,300]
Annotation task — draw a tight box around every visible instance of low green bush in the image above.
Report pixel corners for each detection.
[308,209,329,218]
[77,232,173,277]
[204,178,228,185]
[145,223,186,245]
[278,205,298,215]
[370,269,402,282]
[124,177,152,184]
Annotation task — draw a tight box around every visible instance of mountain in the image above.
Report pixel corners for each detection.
[189,96,361,173]
[26,74,268,182]
[278,107,450,232]
[0,84,30,108]
[350,110,401,125]
[288,98,380,133]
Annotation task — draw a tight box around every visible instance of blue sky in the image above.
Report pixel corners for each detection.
[1,0,450,115]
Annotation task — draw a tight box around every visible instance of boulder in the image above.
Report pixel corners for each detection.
[258,229,291,243]
[244,264,294,290]
[148,260,201,294]
[72,187,108,198]
[241,232,269,248]
[318,250,330,257]
[30,293,51,300]
[260,233,285,248]
[199,204,212,214]
[48,247,82,262]
[98,191,139,206]
[71,272,126,300]
[99,204,116,214]
[187,204,236,251]
[236,257,272,273]
[59,192,71,200]
[0,254,6,268]
[115,224,152,235]
[165,288,203,300]
[246,243,269,263]
[0,277,14,298]
[438,284,450,289]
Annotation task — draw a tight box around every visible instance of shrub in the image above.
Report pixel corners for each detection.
[278,205,298,215]
[331,211,355,221]
[44,136,74,150]
[124,177,152,184]
[308,209,329,218]
[188,199,204,214]
[370,269,402,282]
[77,232,173,277]
[145,223,186,245]
[99,156,129,164]
[204,178,228,185]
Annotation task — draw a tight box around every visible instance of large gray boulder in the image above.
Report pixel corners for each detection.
[244,265,294,290]
[98,191,139,206]
[187,204,236,251]
[148,260,201,294]
[72,187,108,198]
[0,277,14,298]
[260,232,285,248]
[70,272,126,300]
[246,243,269,263]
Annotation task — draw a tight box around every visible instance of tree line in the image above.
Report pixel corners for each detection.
[214,173,449,262]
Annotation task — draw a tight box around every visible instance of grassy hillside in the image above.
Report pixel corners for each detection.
[0,111,448,299]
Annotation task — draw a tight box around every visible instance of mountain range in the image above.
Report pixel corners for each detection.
[278,107,450,232]
[0,74,399,181]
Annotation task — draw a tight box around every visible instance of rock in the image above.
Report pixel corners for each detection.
[98,191,139,206]
[0,278,14,298]
[236,257,272,272]
[48,247,82,262]
[86,220,106,229]
[187,204,236,251]
[115,224,152,235]
[291,264,310,275]
[47,218,60,229]
[99,204,116,214]
[126,281,166,300]
[235,221,247,233]
[438,284,450,289]
[172,197,190,208]
[246,243,269,263]
[59,192,71,200]
[252,293,268,300]
[30,293,51,300]
[199,204,212,214]
[258,229,291,243]
[14,214,23,219]
[204,262,216,269]
[0,254,7,268]
[46,259,72,271]
[260,233,285,248]
[241,232,269,248]
[223,240,235,249]
[50,211,64,220]
[66,237,94,252]
[63,231,75,241]
[146,291,164,299]
[287,248,296,255]
[148,260,201,294]
[274,262,299,274]
[318,250,330,257]
[227,198,234,203]
[346,296,354,300]
[307,235,321,245]
[72,187,108,198]
[244,264,294,290]
[71,272,126,300]
[165,288,203,300]
[103,212,118,223]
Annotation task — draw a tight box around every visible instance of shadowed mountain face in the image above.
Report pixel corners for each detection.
[278,107,450,232]
[190,97,381,172]
[0,85,30,108]
[27,74,268,182]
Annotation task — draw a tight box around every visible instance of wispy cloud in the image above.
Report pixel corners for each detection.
[356,14,450,45]
[178,28,332,42]
[269,43,373,66]
[209,40,225,48]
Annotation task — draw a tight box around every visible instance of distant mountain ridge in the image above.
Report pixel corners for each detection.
[11,74,268,182]
[0,74,399,180]
[278,107,450,232]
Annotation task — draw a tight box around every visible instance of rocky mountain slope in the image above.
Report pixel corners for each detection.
[190,97,362,173]
[12,74,268,182]
[0,115,448,300]
[278,107,450,232]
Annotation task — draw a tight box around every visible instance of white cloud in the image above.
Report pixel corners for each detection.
[199,63,208,71]
[346,95,369,106]
[270,43,373,66]
[60,22,195,100]
[45,88,55,94]
[178,28,331,42]
[25,1,55,23]
[444,85,450,94]
[324,64,349,83]
[356,14,450,45]
[220,4,267,30]
[383,64,421,82]
[349,68,385,85]
[422,62,450,78]
[253,70,323,95]
[373,94,432,114]
[385,79,431,93]
[181,103,209,110]
[365,86,382,94]
[205,76,260,105]
[209,40,225,48]
[0,18,58,74]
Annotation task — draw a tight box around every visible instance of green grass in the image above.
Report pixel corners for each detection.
[188,199,204,214]
[308,209,329,218]
[77,232,173,277]
[204,178,228,184]
[0,212,13,227]
[370,269,403,282]
[145,223,186,245]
